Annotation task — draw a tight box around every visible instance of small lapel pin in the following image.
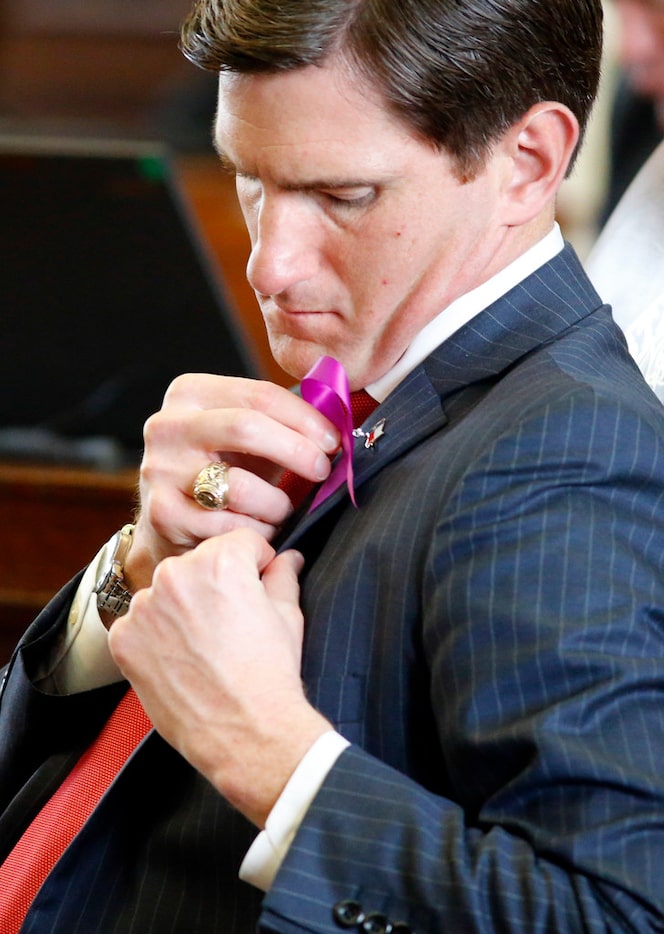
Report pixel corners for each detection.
[353,417,387,450]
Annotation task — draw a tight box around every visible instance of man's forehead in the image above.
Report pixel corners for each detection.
[213,66,424,174]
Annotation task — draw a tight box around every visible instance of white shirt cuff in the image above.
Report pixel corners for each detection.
[33,534,124,694]
[239,730,350,892]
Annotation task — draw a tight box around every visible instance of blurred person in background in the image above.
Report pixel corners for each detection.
[600,0,664,221]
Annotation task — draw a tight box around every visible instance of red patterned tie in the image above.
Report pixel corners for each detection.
[0,687,151,932]
[349,388,380,427]
[279,389,378,507]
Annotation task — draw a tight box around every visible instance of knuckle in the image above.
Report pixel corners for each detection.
[127,587,148,615]
[152,554,180,590]
[292,435,318,468]
[246,379,298,422]
[138,446,159,486]
[226,409,262,450]
[142,409,180,450]
[197,536,235,582]
[141,411,161,446]
[162,372,198,405]
[244,378,276,410]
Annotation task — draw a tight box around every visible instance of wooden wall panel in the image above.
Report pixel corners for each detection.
[0,0,293,666]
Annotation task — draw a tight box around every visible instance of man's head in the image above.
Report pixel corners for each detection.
[613,0,664,128]
[182,0,603,179]
[179,1,603,388]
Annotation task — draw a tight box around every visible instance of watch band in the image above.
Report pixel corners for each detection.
[95,523,135,618]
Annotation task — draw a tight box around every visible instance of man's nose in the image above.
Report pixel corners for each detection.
[246,194,320,298]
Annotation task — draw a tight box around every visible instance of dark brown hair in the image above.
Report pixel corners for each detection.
[180,0,603,176]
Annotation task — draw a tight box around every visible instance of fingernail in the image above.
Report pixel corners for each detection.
[322,430,339,452]
[315,453,331,480]
[289,550,305,573]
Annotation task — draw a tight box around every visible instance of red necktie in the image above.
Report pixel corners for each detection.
[348,388,379,428]
[0,687,151,932]
[280,389,378,506]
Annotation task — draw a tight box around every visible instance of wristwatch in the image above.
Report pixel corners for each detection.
[94,523,136,618]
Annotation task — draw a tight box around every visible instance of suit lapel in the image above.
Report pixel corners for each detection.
[276,367,447,550]
[422,242,603,395]
[278,244,603,550]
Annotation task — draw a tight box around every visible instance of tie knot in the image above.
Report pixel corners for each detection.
[279,389,378,507]
[349,389,378,429]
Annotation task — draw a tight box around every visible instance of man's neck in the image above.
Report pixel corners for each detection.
[367,223,564,402]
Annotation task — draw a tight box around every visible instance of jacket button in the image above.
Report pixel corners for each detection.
[361,913,391,934]
[332,900,365,928]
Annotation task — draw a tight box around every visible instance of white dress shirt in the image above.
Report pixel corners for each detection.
[36,224,564,890]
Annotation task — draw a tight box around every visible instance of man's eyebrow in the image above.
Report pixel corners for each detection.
[281,176,377,192]
[212,139,383,190]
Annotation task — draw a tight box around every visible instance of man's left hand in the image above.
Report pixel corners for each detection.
[107,528,331,827]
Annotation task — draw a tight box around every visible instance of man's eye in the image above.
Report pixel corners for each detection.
[321,188,376,209]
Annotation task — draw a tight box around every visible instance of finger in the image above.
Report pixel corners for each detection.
[215,465,294,524]
[142,405,333,510]
[164,374,340,454]
[200,527,277,579]
[139,432,299,543]
[185,407,336,482]
[261,549,305,606]
[139,477,282,555]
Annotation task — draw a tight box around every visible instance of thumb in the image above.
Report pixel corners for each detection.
[261,549,305,611]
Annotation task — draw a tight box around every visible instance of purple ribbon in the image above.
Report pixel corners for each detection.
[301,355,356,510]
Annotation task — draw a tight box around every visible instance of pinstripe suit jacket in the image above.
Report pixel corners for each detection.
[2,244,664,932]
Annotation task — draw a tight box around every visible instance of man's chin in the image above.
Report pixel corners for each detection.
[268,334,336,381]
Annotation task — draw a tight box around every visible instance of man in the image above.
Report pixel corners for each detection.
[600,0,664,221]
[614,0,664,129]
[2,0,664,931]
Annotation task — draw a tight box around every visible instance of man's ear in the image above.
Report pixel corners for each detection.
[500,102,580,226]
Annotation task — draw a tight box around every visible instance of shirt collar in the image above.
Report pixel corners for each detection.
[367,224,565,402]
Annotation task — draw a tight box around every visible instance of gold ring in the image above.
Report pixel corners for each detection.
[192,461,231,510]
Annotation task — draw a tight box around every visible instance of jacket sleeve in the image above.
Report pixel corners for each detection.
[0,574,126,855]
[261,390,664,933]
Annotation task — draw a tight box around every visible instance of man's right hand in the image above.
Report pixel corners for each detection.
[124,373,340,593]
